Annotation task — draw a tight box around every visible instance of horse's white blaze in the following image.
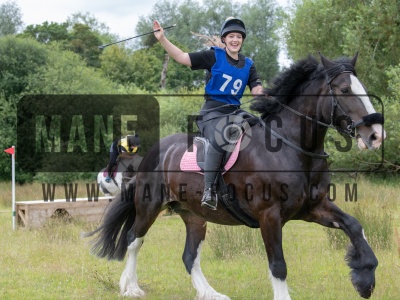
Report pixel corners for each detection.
[350,75,375,114]
[333,221,340,228]
[191,241,231,300]
[269,271,291,300]
[120,237,145,297]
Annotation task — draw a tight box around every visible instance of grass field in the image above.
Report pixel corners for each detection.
[0,178,399,300]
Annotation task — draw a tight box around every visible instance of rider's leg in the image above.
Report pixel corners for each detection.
[201,143,224,210]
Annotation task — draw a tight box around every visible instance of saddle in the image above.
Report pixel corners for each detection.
[180,125,260,228]
[180,111,259,174]
[180,136,241,174]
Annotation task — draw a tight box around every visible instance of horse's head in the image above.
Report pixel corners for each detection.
[319,53,386,150]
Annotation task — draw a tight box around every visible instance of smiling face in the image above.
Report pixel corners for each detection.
[223,32,243,58]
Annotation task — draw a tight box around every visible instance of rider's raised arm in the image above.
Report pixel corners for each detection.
[153,20,192,67]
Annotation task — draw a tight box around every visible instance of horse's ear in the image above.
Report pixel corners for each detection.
[350,52,359,67]
[318,52,335,70]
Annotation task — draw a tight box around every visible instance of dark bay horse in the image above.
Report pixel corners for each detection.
[85,53,385,299]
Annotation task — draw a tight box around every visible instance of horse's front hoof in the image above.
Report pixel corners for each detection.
[350,268,375,299]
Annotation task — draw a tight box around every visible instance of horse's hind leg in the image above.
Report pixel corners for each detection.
[304,198,378,299]
[119,197,163,297]
[179,211,230,300]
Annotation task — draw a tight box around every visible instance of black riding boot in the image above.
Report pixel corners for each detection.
[201,146,223,210]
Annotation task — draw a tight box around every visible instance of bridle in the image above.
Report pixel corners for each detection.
[325,71,384,137]
[259,71,384,159]
[276,71,383,137]
[326,71,357,137]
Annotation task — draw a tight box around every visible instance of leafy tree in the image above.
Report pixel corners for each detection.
[285,0,400,96]
[20,12,118,68]
[100,41,196,91]
[158,90,204,137]
[67,11,111,36]
[380,65,400,173]
[286,0,400,173]
[0,0,23,36]
[146,42,196,91]
[0,94,17,180]
[19,21,69,44]
[26,42,122,94]
[0,36,48,100]
[0,36,48,182]
[67,11,119,45]
[242,0,280,81]
[100,46,136,85]
[0,36,137,181]
[69,23,102,68]
[129,46,165,92]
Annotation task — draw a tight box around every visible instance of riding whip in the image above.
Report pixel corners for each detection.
[98,24,177,49]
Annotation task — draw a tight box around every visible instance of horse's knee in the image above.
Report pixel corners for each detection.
[270,261,287,280]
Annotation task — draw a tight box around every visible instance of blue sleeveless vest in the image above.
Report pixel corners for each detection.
[205,46,252,105]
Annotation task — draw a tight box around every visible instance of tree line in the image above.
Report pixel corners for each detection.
[0,0,398,182]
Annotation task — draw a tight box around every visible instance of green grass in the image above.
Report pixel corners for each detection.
[0,179,399,299]
[323,178,398,250]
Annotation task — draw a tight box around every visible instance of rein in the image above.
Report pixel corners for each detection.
[272,71,383,138]
[257,71,384,159]
[259,118,329,159]
[271,71,355,136]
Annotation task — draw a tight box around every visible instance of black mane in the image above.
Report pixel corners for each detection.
[250,55,357,116]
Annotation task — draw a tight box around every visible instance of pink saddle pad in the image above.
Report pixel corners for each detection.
[180,139,242,174]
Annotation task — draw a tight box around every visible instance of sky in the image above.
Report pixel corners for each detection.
[14,0,160,38]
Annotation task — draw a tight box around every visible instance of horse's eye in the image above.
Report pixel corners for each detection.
[341,87,349,93]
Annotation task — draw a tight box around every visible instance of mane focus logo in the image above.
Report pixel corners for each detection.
[214,115,252,152]
[17,95,159,172]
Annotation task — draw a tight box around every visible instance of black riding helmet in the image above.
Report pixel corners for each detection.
[127,134,140,147]
[220,17,246,39]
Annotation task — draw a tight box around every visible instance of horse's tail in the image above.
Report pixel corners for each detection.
[83,180,136,261]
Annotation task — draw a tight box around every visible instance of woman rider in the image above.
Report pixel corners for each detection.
[153,17,263,209]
